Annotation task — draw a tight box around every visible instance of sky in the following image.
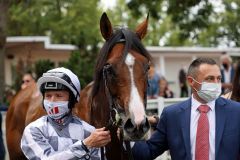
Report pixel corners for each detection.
[100,0,116,9]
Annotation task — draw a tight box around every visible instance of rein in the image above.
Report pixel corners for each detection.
[100,64,134,160]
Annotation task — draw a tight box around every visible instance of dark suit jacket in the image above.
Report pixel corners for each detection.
[133,97,240,160]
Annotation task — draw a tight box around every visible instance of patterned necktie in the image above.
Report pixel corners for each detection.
[195,105,210,160]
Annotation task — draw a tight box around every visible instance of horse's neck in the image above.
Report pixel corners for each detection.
[7,84,38,132]
[25,90,45,126]
[75,82,94,123]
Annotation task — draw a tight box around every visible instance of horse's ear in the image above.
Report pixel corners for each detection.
[135,13,149,40]
[100,12,113,41]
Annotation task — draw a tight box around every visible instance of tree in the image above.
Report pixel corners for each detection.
[216,1,240,47]
[126,0,215,46]
[125,0,240,47]
[0,0,10,104]
[7,0,102,88]
[102,0,163,46]
[62,50,95,87]
[35,60,54,80]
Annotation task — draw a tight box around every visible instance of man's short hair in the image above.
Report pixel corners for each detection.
[187,57,217,78]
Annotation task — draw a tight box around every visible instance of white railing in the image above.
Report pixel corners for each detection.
[1,97,188,160]
[146,97,188,116]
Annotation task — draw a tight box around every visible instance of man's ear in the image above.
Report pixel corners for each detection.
[187,76,193,87]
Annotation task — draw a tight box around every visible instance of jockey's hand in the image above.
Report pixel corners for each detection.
[83,127,111,148]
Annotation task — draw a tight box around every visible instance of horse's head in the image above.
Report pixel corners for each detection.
[91,12,151,141]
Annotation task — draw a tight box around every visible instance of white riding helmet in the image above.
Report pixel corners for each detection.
[37,67,80,102]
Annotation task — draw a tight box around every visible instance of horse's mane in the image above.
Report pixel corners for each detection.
[92,27,151,98]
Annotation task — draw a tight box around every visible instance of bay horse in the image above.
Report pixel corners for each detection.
[6,84,44,160]
[83,12,152,160]
[5,12,151,160]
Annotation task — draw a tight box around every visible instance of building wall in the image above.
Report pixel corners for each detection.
[5,43,72,86]
[5,41,240,98]
[149,52,222,97]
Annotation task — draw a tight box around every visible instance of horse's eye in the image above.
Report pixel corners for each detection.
[103,64,115,77]
[147,64,150,71]
[103,64,112,72]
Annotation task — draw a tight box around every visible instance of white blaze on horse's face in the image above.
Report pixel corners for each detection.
[125,53,146,127]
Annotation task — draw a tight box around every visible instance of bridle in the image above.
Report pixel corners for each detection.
[103,63,124,128]
[100,54,149,160]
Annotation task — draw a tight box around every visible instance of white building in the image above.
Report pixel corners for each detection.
[4,36,240,97]
[5,36,77,86]
[147,46,240,97]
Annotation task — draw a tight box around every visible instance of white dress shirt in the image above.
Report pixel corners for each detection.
[190,95,216,160]
[223,66,232,83]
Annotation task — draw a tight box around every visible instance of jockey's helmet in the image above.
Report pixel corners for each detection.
[37,67,80,107]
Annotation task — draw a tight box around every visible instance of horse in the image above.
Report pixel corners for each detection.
[5,12,151,160]
[82,12,152,160]
[5,84,44,160]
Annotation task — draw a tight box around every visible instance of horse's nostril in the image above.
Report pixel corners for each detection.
[141,117,150,133]
[124,117,150,135]
[124,118,136,133]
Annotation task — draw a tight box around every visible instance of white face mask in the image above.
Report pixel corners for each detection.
[43,100,70,120]
[192,78,222,102]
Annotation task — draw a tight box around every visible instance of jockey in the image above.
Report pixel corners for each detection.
[21,67,111,160]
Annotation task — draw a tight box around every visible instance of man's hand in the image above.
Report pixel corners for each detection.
[148,115,159,130]
[83,127,111,148]
[148,116,159,125]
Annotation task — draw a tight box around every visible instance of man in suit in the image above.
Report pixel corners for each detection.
[179,65,188,97]
[132,57,240,160]
[220,54,235,94]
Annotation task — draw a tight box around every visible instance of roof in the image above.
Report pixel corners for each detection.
[6,36,240,56]
[146,46,240,56]
[6,36,77,50]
